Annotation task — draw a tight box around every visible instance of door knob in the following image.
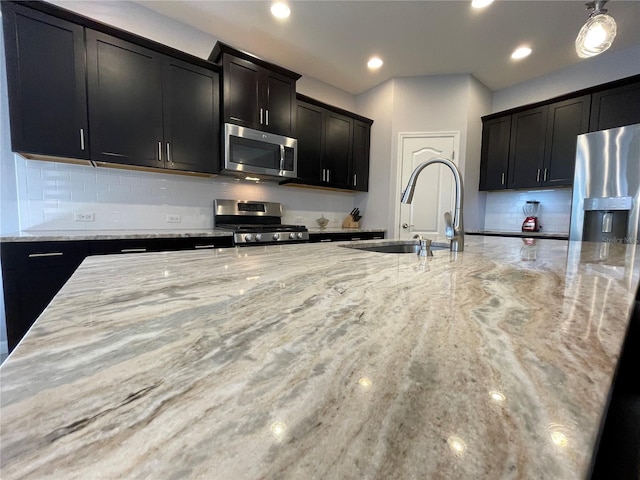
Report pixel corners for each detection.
[402,223,413,229]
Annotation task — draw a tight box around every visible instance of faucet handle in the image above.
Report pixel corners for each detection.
[444,211,454,239]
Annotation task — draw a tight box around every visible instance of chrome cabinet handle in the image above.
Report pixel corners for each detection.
[353,174,357,187]
[501,172,505,185]
[536,169,541,182]
[80,129,85,151]
[158,142,162,161]
[265,109,269,126]
[327,169,331,182]
[194,245,216,249]
[166,143,172,165]
[259,108,263,125]
[29,252,63,258]
[543,168,548,182]
[121,248,146,253]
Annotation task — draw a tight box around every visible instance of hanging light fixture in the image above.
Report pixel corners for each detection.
[575,0,617,58]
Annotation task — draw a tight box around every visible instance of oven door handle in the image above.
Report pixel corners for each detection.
[280,145,285,172]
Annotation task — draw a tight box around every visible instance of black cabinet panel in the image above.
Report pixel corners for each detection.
[266,72,296,136]
[324,112,353,187]
[479,116,510,191]
[589,81,640,132]
[1,241,88,352]
[352,120,371,191]
[508,107,548,189]
[163,59,220,174]
[86,30,163,168]
[296,102,324,181]
[543,95,590,187]
[309,231,385,243]
[2,2,88,158]
[227,58,260,127]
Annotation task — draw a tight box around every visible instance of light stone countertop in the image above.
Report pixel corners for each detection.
[1,237,639,479]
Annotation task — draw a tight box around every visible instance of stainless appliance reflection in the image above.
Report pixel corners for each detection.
[569,124,640,244]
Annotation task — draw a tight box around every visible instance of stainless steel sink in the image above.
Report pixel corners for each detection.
[342,241,448,254]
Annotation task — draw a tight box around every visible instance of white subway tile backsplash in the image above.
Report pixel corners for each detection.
[18,159,360,232]
[483,188,572,234]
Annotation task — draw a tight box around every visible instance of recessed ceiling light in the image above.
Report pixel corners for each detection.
[367,57,383,69]
[511,46,532,60]
[471,0,494,8]
[270,2,290,19]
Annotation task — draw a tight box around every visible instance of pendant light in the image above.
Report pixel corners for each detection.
[575,0,617,58]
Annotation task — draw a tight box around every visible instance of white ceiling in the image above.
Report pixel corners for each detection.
[137,0,640,95]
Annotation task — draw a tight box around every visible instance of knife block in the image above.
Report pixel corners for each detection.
[342,216,360,229]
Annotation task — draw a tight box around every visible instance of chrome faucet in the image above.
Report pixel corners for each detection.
[401,157,464,252]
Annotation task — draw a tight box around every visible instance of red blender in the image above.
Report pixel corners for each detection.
[522,201,540,232]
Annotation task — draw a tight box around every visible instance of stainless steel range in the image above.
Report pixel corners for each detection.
[213,199,309,246]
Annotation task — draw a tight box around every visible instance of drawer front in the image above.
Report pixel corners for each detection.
[1,241,88,270]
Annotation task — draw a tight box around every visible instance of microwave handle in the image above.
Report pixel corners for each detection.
[280,145,285,171]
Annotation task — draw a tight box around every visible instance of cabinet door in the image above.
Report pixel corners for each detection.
[1,241,88,352]
[2,2,88,159]
[223,55,260,128]
[264,71,296,137]
[86,30,163,168]
[324,111,353,187]
[589,82,640,132]
[296,102,324,182]
[479,116,510,190]
[508,107,548,189]
[543,95,591,187]
[163,58,220,174]
[352,120,371,191]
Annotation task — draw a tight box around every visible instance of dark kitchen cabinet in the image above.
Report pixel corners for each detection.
[507,106,548,189]
[210,42,300,137]
[86,30,163,168]
[162,58,220,174]
[589,81,640,132]
[479,115,511,191]
[87,30,220,174]
[352,120,371,192]
[1,241,89,352]
[543,95,591,187]
[324,111,353,188]
[296,101,325,182]
[309,231,385,243]
[291,95,372,191]
[1,2,89,159]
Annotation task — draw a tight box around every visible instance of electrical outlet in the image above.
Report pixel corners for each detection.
[166,214,181,223]
[295,216,304,224]
[73,212,95,222]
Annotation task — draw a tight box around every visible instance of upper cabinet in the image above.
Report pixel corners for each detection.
[289,95,372,192]
[86,30,219,173]
[209,42,301,138]
[2,1,221,175]
[589,82,640,131]
[2,2,89,160]
[479,76,637,191]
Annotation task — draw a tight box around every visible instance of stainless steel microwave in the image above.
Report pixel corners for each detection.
[223,123,297,180]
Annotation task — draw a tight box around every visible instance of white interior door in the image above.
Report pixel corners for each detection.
[398,133,458,240]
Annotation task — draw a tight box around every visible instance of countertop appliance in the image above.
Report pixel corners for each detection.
[522,201,541,232]
[569,123,640,244]
[223,123,297,181]
[213,199,308,246]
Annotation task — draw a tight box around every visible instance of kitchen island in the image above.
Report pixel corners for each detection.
[1,237,638,479]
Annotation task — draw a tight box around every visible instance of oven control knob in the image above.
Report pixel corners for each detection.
[244,234,253,242]
[289,232,295,240]
[273,233,280,241]
[297,232,304,239]
[255,234,262,241]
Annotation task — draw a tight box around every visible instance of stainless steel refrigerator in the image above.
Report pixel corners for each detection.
[569,123,640,244]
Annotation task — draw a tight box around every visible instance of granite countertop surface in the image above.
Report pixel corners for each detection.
[1,237,639,479]
[465,229,569,239]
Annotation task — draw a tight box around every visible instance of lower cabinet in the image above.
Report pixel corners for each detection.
[1,236,233,353]
[309,231,385,243]
[1,241,89,352]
